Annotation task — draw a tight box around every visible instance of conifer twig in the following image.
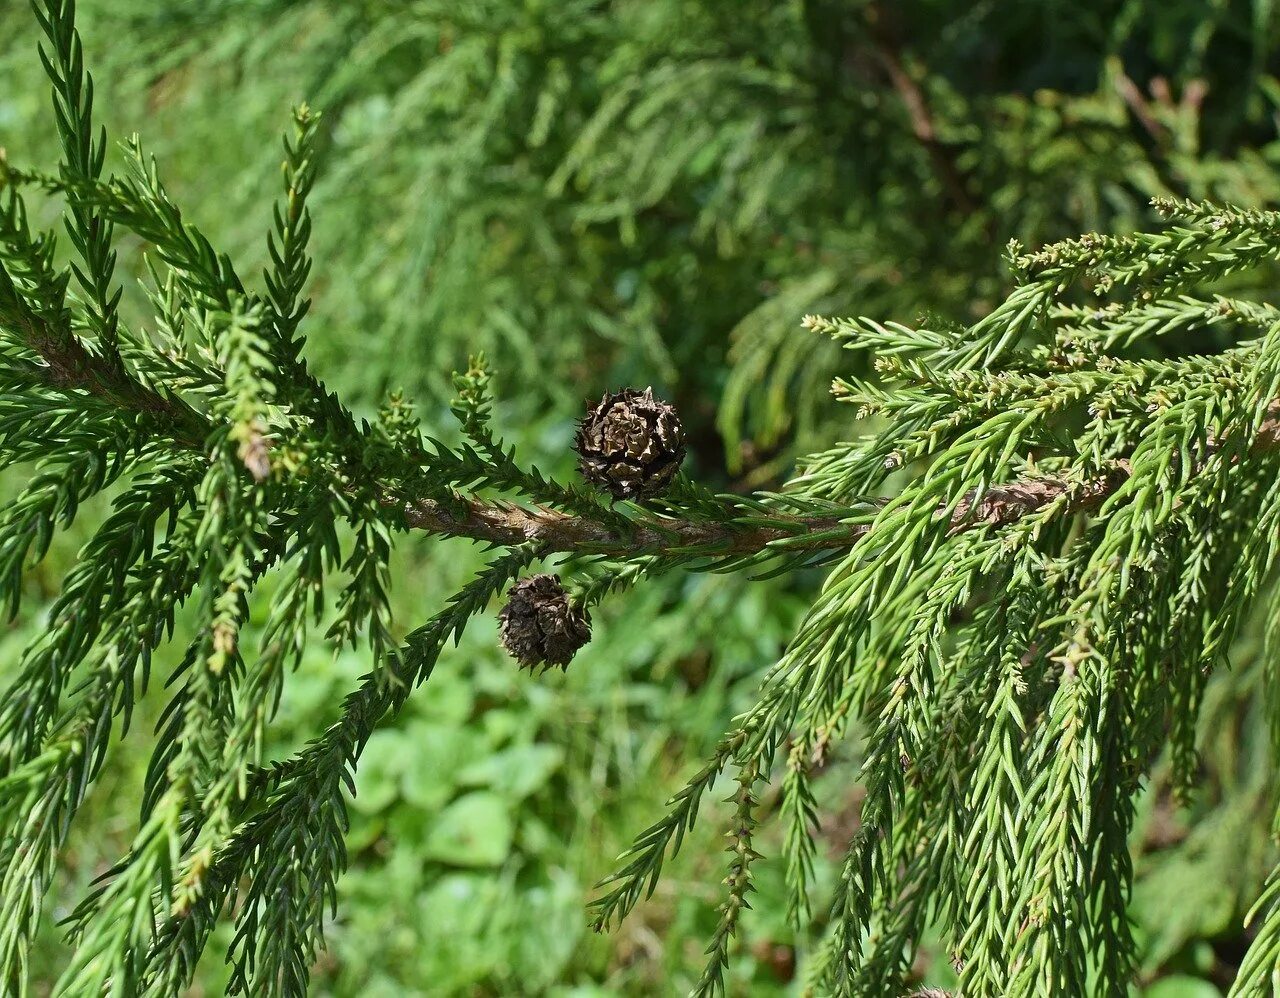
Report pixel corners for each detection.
[6,303,205,445]
[13,287,1280,560]
[863,2,974,214]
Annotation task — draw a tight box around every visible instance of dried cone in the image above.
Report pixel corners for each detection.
[498,574,591,671]
[574,387,685,500]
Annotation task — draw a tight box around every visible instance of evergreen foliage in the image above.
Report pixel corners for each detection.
[6,0,1279,472]
[3,1,1280,995]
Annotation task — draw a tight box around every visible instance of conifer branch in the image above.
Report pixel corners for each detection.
[693,762,763,998]
[12,257,1280,567]
[863,2,975,215]
[32,0,124,363]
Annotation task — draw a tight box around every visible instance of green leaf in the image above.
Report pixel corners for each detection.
[1143,976,1223,998]
[421,792,515,867]
[400,722,488,811]
[350,730,410,815]
[456,743,564,801]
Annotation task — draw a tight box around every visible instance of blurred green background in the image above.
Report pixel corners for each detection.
[2,1,1280,994]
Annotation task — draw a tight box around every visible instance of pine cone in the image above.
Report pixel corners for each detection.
[574,387,685,500]
[498,574,591,671]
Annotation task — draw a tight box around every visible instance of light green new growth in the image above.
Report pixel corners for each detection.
[2,2,1280,995]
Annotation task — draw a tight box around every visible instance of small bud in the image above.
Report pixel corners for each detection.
[237,428,272,482]
[574,387,686,500]
[498,574,590,671]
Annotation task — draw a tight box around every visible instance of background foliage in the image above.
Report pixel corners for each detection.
[2,0,1279,993]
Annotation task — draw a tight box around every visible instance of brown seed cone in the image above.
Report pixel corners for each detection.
[498,574,591,671]
[574,387,685,500]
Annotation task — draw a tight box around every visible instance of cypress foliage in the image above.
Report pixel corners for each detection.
[6,0,1277,467]
[3,1,1280,995]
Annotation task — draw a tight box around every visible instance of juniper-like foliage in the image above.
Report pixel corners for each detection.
[3,2,1280,996]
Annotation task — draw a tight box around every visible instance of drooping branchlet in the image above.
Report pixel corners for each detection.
[498,573,591,670]
[574,387,685,500]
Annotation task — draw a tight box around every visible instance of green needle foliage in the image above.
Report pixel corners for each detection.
[6,0,1279,482]
[3,2,1280,996]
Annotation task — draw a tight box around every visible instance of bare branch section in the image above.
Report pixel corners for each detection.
[391,455,1116,555]
[394,494,869,555]
[396,459,1120,556]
